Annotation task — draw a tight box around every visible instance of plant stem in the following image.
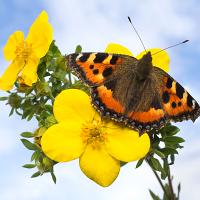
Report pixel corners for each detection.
[68,72,72,86]
[167,163,175,200]
[146,159,170,199]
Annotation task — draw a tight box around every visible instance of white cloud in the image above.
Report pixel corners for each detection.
[0,0,200,200]
[44,0,198,54]
[0,128,16,154]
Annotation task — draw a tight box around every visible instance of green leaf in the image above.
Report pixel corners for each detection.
[136,159,144,168]
[31,151,40,161]
[169,154,175,165]
[20,132,34,138]
[22,164,36,168]
[153,149,165,158]
[44,104,53,113]
[27,111,35,121]
[120,161,127,167]
[31,171,41,178]
[75,45,82,53]
[21,139,38,150]
[177,183,181,199]
[163,125,180,136]
[149,189,161,200]
[51,172,57,184]
[163,160,169,175]
[9,107,14,116]
[161,148,178,156]
[150,157,159,171]
[0,97,8,101]
[164,136,185,144]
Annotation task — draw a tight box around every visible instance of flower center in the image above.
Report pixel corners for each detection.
[81,119,107,149]
[15,41,32,61]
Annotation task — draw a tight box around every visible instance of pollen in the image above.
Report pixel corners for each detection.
[15,41,32,61]
[81,119,107,149]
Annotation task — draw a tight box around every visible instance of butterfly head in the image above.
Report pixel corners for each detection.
[136,51,153,81]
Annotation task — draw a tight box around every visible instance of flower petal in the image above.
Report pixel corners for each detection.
[54,89,98,123]
[0,59,24,91]
[105,122,150,162]
[26,10,53,58]
[3,31,24,61]
[136,48,170,72]
[79,144,120,187]
[105,43,134,56]
[41,121,85,162]
[20,56,39,86]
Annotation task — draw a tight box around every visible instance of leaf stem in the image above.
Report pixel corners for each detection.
[167,163,175,200]
[68,71,72,86]
[146,159,170,199]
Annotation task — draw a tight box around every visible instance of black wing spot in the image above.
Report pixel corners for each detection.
[178,102,182,107]
[93,69,99,75]
[176,82,185,99]
[93,53,109,63]
[171,102,176,108]
[79,53,90,62]
[162,91,170,103]
[187,94,193,107]
[166,77,173,89]
[110,55,118,64]
[89,65,94,69]
[102,67,113,77]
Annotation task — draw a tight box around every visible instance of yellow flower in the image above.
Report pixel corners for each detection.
[41,89,150,187]
[0,11,53,91]
[105,43,170,72]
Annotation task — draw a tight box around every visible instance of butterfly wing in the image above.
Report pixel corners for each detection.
[66,52,137,86]
[157,67,200,122]
[67,52,200,133]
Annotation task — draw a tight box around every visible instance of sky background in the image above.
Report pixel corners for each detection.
[0,0,200,199]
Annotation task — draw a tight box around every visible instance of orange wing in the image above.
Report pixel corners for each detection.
[66,52,135,86]
[162,75,200,122]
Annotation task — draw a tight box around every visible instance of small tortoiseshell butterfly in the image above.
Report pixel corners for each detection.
[66,51,200,133]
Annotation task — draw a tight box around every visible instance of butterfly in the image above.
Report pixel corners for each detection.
[66,50,200,133]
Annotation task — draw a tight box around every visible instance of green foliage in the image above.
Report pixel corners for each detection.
[142,123,184,200]
[149,190,161,200]
[0,42,86,184]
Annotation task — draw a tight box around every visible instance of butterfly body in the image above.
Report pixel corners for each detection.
[66,52,200,133]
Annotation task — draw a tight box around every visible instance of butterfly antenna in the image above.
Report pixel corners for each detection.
[152,40,189,55]
[128,16,147,52]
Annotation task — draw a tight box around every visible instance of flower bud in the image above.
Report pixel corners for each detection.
[36,82,51,95]
[8,93,22,108]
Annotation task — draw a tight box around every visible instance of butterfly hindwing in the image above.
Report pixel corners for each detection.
[91,83,167,133]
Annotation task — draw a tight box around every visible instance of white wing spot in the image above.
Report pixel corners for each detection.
[192,100,196,109]
[76,54,83,61]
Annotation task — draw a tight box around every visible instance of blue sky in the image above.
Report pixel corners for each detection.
[0,0,200,200]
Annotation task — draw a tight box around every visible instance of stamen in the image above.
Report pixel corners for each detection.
[15,41,32,60]
[81,119,107,149]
